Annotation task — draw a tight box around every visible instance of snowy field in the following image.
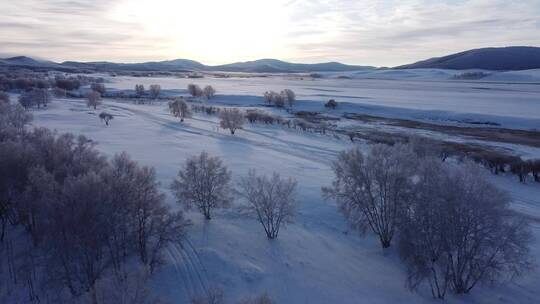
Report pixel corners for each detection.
[30,71,540,304]
[102,70,540,130]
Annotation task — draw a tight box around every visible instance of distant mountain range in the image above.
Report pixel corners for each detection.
[2,46,540,72]
[0,57,373,73]
[396,46,540,70]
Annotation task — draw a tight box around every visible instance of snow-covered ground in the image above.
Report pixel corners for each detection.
[103,72,540,130]
[30,82,540,303]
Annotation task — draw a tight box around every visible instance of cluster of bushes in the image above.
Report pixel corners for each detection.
[510,158,540,183]
[0,76,51,91]
[452,71,490,80]
[323,143,532,299]
[0,71,97,92]
[192,288,275,304]
[466,150,540,183]
[263,89,295,108]
[245,109,286,125]
[18,88,51,109]
[191,103,222,115]
[188,84,216,99]
[0,102,189,302]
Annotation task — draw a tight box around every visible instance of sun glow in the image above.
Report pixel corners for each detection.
[111,0,292,64]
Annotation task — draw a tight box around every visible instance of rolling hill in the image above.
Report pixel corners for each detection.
[396,46,540,70]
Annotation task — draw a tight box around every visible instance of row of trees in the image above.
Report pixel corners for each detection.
[0,101,189,303]
[170,152,298,239]
[263,89,295,108]
[323,143,532,298]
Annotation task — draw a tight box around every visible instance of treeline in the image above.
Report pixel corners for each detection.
[0,102,189,303]
[0,72,103,93]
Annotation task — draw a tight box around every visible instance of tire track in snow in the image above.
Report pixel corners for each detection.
[166,240,208,299]
[106,102,341,165]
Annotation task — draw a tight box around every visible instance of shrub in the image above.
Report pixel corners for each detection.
[219,108,245,135]
[99,112,114,126]
[239,170,297,239]
[85,90,102,109]
[324,99,337,109]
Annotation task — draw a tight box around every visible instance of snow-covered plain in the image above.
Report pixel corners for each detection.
[103,71,540,130]
[30,73,540,304]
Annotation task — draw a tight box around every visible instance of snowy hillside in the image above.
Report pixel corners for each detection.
[28,87,540,303]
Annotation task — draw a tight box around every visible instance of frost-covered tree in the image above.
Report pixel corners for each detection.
[91,82,106,95]
[18,88,50,109]
[99,112,114,126]
[203,85,216,99]
[219,108,244,135]
[263,91,276,105]
[149,84,161,99]
[188,84,203,97]
[85,90,102,109]
[239,170,297,239]
[281,89,295,108]
[170,152,232,220]
[34,88,51,108]
[0,91,9,104]
[0,102,32,139]
[323,144,416,248]
[168,97,191,122]
[135,84,145,98]
[399,159,532,298]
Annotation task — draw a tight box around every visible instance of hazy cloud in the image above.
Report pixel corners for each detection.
[1,0,539,66]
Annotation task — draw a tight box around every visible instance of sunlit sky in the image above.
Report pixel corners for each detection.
[1,0,539,66]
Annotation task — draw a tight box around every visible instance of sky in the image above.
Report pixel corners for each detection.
[1,0,539,66]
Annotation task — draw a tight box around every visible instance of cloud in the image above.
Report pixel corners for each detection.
[1,0,539,65]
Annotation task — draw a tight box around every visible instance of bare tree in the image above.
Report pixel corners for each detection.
[85,90,102,109]
[203,85,216,99]
[281,89,295,108]
[219,108,244,135]
[99,112,114,126]
[239,170,297,239]
[170,152,232,220]
[323,144,416,248]
[149,84,161,99]
[188,84,203,97]
[135,84,145,98]
[399,159,532,298]
[168,98,191,122]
